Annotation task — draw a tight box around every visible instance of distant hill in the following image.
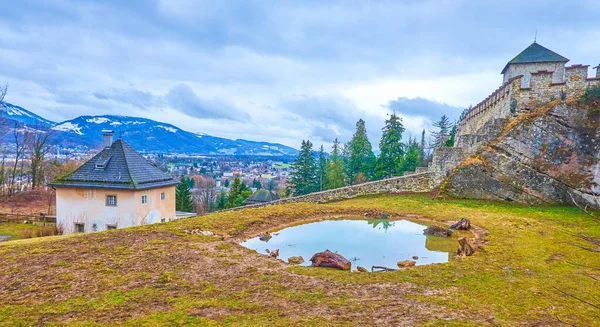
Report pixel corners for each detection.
[0,103,298,156]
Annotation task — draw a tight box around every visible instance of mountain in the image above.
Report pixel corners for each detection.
[0,104,298,156]
[0,103,55,128]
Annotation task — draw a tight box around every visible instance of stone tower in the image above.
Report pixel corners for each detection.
[501,42,569,87]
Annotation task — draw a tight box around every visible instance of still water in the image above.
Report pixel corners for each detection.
[241,219,457,271]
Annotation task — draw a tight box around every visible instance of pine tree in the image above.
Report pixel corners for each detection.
[348,119,376,183]
[226,177,242,208]
[444,124,458,147]
[317,145,326,192]
[375,112,405,179]
[216,189,228,209]
[403,138,421,173]
[252,179,262,189]
[176,175,195,212]
[431,115,453,148]
[224,179,230,188]
[324,138,346,190]
[419,129,427,165]
[289,140,318,196]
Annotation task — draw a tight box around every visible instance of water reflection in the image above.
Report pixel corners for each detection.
[241,219,457,270]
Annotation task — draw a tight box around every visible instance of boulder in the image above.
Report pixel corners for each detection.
[457,237,475,257]
[269,249,279,258]
[412,256,419,260]
[450,218,471,230]
[423,225,453,237]
[310,250,351,270]
[356,266,369,273]
[397,260,416,268]
[259,231,272,242]
[288,256,305,265]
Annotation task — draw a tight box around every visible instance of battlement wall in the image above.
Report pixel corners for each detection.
[457,64,600,143]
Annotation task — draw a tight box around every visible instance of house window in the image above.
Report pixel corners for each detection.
[106,224,117,230]
[141,195,147,204]
[160,192,165,200]
[106,195,117,206]
[74,223,85,233]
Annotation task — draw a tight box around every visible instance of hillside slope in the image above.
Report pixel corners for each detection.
[442,100,600,208]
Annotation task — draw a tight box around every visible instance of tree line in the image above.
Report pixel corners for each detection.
[288,113,456,196]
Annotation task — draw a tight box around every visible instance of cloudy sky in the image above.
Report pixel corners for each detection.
[1,0,599,149]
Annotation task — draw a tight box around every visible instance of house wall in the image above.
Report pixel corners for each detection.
[503,62,566,86]
[56,185,176,234]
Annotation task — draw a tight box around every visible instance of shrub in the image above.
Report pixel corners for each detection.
[581,87,600,106]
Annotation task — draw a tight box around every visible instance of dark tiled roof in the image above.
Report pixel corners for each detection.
[50,139,178,190]
[245,190,279,203]
[501,42,569,74]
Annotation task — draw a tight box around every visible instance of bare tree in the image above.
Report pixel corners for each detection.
[0,83,8,137]
[0,83,7,108]
[192,177,217,214]
[28,126,52,189]
[8,123,30,196]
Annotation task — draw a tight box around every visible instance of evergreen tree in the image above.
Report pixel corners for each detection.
[216,190,228,209]
[252,179,262,189]
[419,129,427,164]
[317,145,326,191]
[186,177,195,189]
[224,179,230,187]
[226,177,242,208]
[176,175,195,212]
[430,115,452,148]
[375,112,405,179]
[348,119,376,183]
[324,138,346,190]
[289,140,318,196]
[444,124,458,147]
[403,138,421,173]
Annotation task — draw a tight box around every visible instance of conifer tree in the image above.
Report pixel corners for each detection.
[176,175,195,212]
[444,124,458,147]
[431,115,453,148]
[289,140,318,196]
[216,189,228,209]
[316,145,326,191]
[419,129,427,164]
[403,138,421,173]
[348,119,376,183]
[375,112,405,179]
[324,138,346,190]
[252,179,262,189]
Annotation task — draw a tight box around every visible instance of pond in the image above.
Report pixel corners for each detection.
[240,218,458,271]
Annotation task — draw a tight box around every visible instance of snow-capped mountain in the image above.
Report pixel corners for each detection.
[0,103,298,156]
[0,103,55,128]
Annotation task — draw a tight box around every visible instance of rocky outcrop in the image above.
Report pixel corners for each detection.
[443,101,600,209]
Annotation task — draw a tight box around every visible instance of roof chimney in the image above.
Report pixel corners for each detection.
[102,130,114,148]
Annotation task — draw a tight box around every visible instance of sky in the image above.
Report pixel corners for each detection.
[1,0,600,149]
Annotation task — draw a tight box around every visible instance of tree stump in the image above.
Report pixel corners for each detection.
[450,218,471,230]
[423,225,453,237]
[310,250,351,270]
[457,237,475,257]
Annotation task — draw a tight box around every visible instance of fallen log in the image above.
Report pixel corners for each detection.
[450,218,471,230]
[457,237,475,257]
[371,266,398,272]
[310,250,351,270]
[423,225,453,237]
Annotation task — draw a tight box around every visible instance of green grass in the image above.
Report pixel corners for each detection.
[0,223,57,241]
[0,194,598,326]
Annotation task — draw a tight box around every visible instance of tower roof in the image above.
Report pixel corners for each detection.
[501,42,569,74]
[50,139,178,190]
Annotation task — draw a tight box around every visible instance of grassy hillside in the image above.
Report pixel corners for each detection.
[1,195,599,326]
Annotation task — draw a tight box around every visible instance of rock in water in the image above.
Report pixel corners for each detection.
[310,250,351,270]
[450,218,471,230]
[288,256,305,264]
[423,225,453,237]
[412,256,419,260]
[397,260,416,268]
[259,231,272,242]
[270,249,279,258]
[357,266,369,272]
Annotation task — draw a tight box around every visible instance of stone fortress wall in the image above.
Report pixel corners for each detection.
[430,64,600,184]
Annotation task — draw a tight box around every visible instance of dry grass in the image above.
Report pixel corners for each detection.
[0,194,599,326]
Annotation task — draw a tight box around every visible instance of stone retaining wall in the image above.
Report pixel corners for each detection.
[227,172,433,211]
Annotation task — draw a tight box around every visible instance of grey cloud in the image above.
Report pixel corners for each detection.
[93,88,163,109]
[165,84,251,122]
[387,97,464,123]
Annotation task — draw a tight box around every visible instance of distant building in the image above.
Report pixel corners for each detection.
[245,189,279,205]
[50,131,179,234]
